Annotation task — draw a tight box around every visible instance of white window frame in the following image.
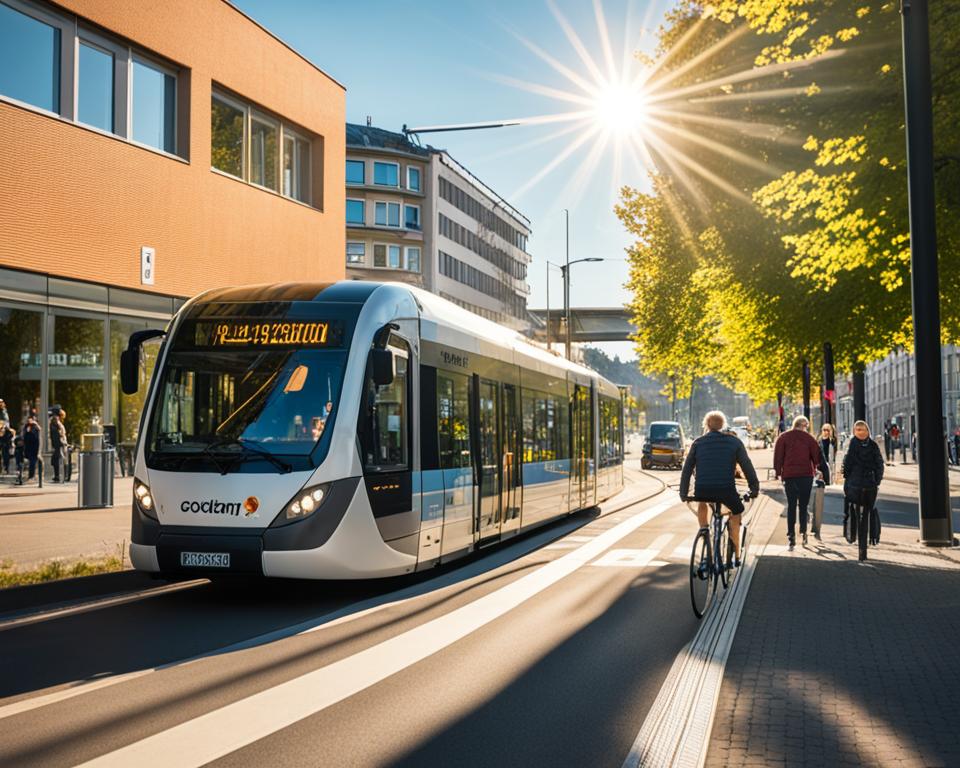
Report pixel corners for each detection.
[346,158,365,185]
[248,108,280,192]
[74,28,126,137]
[374,200,401,228]
[346,198,366,226]
[373,160,400,187]
[404,246,421,273]
[128,53,178,156]
[210,89,248,181]
[404,204,421,231]
[406,165,421,192]
[282,124,311,203]
[346,241,366,265]
[387,244,402,269]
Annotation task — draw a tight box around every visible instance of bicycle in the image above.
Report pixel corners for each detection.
[686,491,755,618]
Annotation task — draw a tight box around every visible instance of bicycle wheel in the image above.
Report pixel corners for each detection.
[690,528,713,618]
[717,522,732,589]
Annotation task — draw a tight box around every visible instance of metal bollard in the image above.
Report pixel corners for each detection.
[37,456,43,488]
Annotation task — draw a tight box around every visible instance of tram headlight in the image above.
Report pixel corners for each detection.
[284,484,329,521]
[134,479,157,519]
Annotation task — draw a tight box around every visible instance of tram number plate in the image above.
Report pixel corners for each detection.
[181,551,230,568]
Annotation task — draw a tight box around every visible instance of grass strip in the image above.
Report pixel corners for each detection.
[0,550,127,589]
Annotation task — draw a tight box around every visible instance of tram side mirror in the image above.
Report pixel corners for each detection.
[120,349,139,395]
[371,348,395,387]
[121,328,167,395]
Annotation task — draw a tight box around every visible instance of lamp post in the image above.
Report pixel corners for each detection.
[900,0,952,544]
[560,257,603,360]
[545,260,564,351]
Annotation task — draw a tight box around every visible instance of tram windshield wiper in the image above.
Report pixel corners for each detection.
[204,437,293,475]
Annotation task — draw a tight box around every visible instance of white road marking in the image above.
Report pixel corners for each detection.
[590,534,674,568]
[78,500,674,768]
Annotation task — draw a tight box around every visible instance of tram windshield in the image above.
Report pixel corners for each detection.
[145,346,346,468]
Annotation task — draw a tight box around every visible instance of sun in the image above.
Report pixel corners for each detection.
[592,81,650,136]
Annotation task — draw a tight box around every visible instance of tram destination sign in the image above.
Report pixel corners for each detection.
[192,320,343,348]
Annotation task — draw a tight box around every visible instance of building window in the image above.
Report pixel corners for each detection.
[131,58,176,154]
[211,93,245,179]
[0,2,60,114]
[77,41,113,132]
[346,241,365,264]
[346,159,365,184]
[211,89,313,204]
[374,244,386,267]
[388,245,401,268]
[375,201,400,227]
[283,128,310,203]
[404,204,420,231]
[346,199,365,225]
[373,161,399,187]
[405,247,421,273]
[407,166,421,192]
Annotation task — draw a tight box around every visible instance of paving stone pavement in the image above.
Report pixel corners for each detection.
[706,492,960,767]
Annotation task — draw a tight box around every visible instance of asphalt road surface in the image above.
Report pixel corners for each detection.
[0,463,711,768]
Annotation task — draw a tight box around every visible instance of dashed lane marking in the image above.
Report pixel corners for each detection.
[590,534,675,568]
[77,500,674,768]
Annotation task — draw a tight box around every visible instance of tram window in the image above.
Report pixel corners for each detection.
[521,388,569,462]
[362,341,408,470]
[438,371,471,468]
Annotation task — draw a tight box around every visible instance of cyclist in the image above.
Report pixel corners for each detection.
[680,410,760,566]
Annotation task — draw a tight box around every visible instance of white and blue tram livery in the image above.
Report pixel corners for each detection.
[122,281,625,579]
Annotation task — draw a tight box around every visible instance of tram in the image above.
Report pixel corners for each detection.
[121,281,625,579]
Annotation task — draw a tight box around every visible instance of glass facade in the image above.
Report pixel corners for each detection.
[0,269,175,480]
[78,42,114,132]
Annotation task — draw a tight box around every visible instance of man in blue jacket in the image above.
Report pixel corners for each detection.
[680,411,760,566]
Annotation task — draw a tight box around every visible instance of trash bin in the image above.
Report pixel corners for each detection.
[78,434,115,508]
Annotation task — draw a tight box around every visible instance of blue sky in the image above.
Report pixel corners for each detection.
[233,0,675,359]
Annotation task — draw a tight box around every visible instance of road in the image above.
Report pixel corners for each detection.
[0,461,732,768]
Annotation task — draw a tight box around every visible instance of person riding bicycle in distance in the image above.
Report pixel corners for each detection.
[680,410,760,566]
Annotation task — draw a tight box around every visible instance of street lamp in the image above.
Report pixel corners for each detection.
[561,257,603,360]
[544,260,565,351]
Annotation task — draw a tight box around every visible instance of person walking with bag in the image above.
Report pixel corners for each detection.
[774,415,823,550]
[841,420,884,561]
[49,409,66,483]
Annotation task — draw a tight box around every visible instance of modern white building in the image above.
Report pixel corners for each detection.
[345,123,532,330]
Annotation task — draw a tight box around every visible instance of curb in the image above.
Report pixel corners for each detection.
[0,570,171,616]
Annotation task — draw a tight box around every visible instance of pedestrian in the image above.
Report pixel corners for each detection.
[774,415,823,550]
[841,420,884,561]
[953,430,960,467]
[21,415,41,480]
[0,398,8,425]
[49,409,67,482]
[0,421,14,475]
[819,423,837,484]
[882,422,892,464]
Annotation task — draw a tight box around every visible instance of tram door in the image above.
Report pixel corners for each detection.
[475,378,502,543]
[573,384,595,509]
[501,384,521,534]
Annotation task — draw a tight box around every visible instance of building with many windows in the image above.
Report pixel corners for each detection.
[0,0,345,462]
[345,123,532,330]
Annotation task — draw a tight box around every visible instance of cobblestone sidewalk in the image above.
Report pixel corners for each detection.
[707,490,960,767]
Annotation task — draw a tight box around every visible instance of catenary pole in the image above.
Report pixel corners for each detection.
[564,210,571,360]
[802,359,811,421]
[900,0,952,544]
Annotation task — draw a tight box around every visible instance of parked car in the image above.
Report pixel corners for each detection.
[641,421,686,470]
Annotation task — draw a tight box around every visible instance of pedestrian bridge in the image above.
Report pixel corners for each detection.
[526,307,636,343]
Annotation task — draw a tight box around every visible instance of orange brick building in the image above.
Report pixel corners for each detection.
[0,0,345,460]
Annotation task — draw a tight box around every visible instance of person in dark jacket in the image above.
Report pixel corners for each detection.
[0,421,14,474]
[21,416,41,480]
[49,409,67,482]
[774,415,823,549]
[819,423,837,484]
[680,410,760,566]
[841,420,885,541]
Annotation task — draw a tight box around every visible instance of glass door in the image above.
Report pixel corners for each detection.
[476,378,501,542]
[573,383,595,509]
[501,383,521,533]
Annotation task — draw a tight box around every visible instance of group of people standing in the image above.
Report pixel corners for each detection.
[774,415,884,553]
[0,398,71,483]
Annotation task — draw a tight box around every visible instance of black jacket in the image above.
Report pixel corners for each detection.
[842,437,884,498]
[680,430,759,499]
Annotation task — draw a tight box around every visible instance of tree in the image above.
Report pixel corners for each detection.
[619,0,960,400]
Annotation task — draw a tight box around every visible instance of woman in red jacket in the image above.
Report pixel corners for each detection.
[773,415,824,550]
